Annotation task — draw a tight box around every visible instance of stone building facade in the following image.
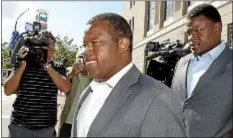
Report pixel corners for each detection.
[123,1,232,71]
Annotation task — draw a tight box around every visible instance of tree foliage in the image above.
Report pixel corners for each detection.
[54,35,78,67]
[1,41,14,69]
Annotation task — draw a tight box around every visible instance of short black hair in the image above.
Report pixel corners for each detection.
[187,3,222,26]
[87,12,133,54]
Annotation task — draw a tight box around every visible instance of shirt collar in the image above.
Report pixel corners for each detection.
[89,80,106,92]
[89,62,134,92]
[190,40,226,62]
[106,62,134,88]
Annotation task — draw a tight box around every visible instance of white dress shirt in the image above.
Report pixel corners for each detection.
[186,41,226,98]
[75,62,134,137]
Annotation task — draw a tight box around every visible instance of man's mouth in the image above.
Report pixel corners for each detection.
[85,60,97,66]
[190,42,200,49]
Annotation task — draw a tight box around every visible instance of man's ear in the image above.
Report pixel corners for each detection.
[118,37,130,54]
[214,22,222,32]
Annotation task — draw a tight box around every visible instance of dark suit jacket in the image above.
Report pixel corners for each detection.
[71,65,186,137]
[172,45,232,137]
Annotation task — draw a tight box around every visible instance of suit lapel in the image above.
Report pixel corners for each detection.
[189,46,231,98]
[180,54,192,100]
[72,87,92,137]
[87,65,140,137]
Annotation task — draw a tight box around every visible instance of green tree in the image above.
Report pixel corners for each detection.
[54,35,78,67]
[1,41,14,69]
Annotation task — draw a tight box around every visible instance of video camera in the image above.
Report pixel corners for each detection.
[21,21,50,63]
[146,39,170,52]
[10,8,50,65]
[146,39,184,52]
[144,39,190,88]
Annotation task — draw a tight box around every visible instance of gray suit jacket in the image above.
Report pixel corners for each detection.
[172,46,232,137]
[71,65,186,137]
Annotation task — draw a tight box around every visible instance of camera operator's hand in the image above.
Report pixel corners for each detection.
[18,46,29,59]
[17,46,27,70]
[68,62,85,80]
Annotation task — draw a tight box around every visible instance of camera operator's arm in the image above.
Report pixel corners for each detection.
[43,63,71,93]
[3,62,26,96]
[3,46,28,96]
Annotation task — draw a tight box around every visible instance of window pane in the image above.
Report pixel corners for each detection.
[149,1,155,9]
[149,9,155,30]
[147,1,155,31]
[166,1,174,19]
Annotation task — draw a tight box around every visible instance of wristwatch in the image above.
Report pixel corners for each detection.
[44,63,51,69]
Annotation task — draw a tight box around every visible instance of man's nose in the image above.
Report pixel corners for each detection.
[190,30,199,41]
[188,35,198,44]
[84,45,93,57]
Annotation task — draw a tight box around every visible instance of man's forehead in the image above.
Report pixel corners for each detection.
[186,16,211,26]
[85,21,109,32]
[84,23,103,37]
[84,24,92,34]
[185,17,198,25]
[83,22,109,39]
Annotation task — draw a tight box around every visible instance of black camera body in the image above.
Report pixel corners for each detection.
[13,21,50,64]
[23,34,50,64]
[144,39,190,88]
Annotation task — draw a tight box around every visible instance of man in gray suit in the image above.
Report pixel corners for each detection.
[172,4,232,137]
[71,13,186,137]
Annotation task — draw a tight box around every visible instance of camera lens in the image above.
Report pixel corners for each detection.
[146,42,155,51]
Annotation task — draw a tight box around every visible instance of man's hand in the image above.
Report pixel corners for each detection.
[18,46,29,59]
[68,62,84,79]
[17,46,27,70]
[41,62,51,69]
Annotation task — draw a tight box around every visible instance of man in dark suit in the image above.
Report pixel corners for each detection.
[71,13,186,137]
[172,4,232,137]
